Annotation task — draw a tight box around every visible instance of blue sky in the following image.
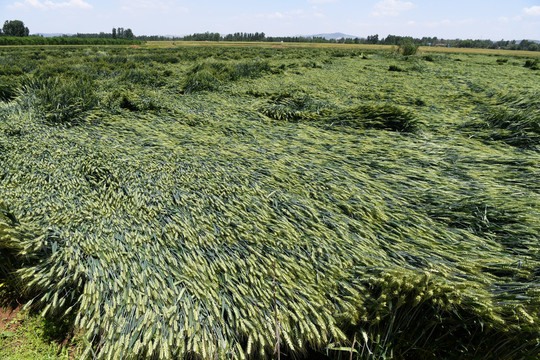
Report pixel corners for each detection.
[2,0,540,39]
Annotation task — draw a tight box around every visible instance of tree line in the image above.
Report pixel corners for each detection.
[74,28,134,40]
[0,20,139,45]
[0,37,140,46]
[1,19,538,52]
[179,32,539,51]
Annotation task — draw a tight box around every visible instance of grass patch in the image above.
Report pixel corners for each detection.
[0,306,81,360]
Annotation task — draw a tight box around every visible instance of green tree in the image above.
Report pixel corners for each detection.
[112,28,117,39]
[528,43,540,52]
[400,39,419,56]
[3,20,29,37]
[367,34,379,44]
[124,28,134,40]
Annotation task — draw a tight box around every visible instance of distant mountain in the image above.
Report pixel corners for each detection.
[33,33,72,37]
[309,32,359,40]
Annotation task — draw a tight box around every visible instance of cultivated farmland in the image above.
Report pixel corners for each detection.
[0,44,539,359]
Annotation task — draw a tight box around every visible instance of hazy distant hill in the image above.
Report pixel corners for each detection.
[34,33,72,37]
[309,32,359,40]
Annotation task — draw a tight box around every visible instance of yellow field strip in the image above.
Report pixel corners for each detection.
[144,40,540,56]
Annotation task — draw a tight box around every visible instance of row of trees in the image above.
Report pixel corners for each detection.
[179,32,268,42]
[0,20,135,41]
[368,34,539,51]
[1,19,538,52]
[177,32,539,51]
[71,27,135,40]
[455,38,539,51]
[0,37,140,46]
[0,21,139,45]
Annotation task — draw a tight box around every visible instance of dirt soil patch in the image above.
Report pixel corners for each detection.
[0,305,21,333]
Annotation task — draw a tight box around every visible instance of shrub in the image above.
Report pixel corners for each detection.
[399,40,419,56]
[388,65,404,72]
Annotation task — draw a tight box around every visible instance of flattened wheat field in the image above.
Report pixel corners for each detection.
[1,44,539,359]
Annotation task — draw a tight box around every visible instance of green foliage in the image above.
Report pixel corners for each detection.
[17,76,98,125]
[465,91,540,148]
[0,309,80,359]
[258,95,418,132]
[0,36,141,46]
[0,203,27,304]
[258,93,330,121]
[0,77,19,102]
[388,65,404,72]
[0,65,24,76]
[2,20,29,37]
[524,59,539,70]
[330,269,540,360]
[120,68,166,87]
[183,69,221,93]
[115,90,162,112]
[399,40,419,56]
[183,59,271,93]
[325,103,418,132]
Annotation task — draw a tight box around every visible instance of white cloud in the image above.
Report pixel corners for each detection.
[267,11,286,19]
[9,0,92,10]
[523,6,540,17]
[121,0,166,11]
[425,19,451,27]
[119,0,188,13]
[494,6,539,24]
[256,8,324,20]
[372,0,415,17]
